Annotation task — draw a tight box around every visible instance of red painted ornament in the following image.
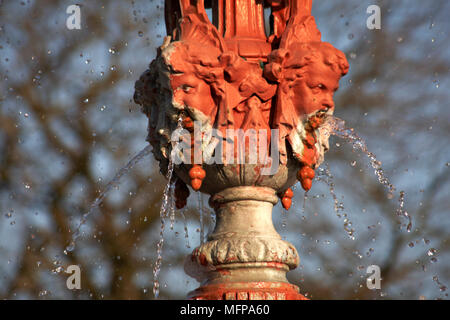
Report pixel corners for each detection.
[189,164,206,191]
[280,187,294,210]
[297,166,315,191]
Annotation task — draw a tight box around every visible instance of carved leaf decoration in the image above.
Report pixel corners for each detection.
[280,15,322,49]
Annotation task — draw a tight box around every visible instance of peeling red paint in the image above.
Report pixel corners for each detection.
[189,282,308,300]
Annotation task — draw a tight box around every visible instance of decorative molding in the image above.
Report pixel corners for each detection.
[191,237,299,270]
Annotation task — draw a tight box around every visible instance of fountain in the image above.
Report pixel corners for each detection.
[134,0,350,300]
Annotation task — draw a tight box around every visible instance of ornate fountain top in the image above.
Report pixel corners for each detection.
[164,0,320,61]
[134,0,350,301]
[134,0,348,205]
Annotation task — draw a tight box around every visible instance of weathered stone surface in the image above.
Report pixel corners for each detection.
[133,0,349,300]
[191,237,299,269]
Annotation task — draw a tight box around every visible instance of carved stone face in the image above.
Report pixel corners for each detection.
[164,42,223,126]
[286,60,341,118]
[286,59,343,168]
[171,72,218,124]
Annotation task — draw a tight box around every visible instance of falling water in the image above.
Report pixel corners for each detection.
[322,116,412,232]
[302,191,308,216]
[152,156,175,299]
[316,163,356,240]
[64,144,153,255]
[153,117,183,299]
[180,210,191,249]
[432,275,448,293]
[169,182,176,230]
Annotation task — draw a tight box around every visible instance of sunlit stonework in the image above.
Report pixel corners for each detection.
[134,0,348,300]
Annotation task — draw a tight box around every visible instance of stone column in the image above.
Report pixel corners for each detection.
[185,186,307,300]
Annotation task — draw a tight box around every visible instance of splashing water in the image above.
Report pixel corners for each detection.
[322,116,412,232]
[316,163,356,240]
[152,156,175,299]
[169,182,176,230]
[180,210,191,249]
[64,144,153,255]
[153,117,183,299]
[432,275,448,293]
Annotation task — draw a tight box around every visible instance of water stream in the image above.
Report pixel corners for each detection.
[180,210,191,249]
[152,156,175,299]
[322,116,413,232]
[169,181,176,230]
[152,117,184,298]
[316,163,356,240]
[55,115,426,298]
[64,144,153,255]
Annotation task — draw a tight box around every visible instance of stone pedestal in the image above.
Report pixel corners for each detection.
[134,0,349,300]
[184,186,307,300]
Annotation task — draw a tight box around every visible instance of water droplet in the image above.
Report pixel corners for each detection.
[396,37,403,43]
[55,266,64,273]
[65,242,75,253]
[38,290,49,297]
[350,160,356,167]
[408,242,414,248]
[138,31,144,37]
[427,248,437,256]
[433,80,440,88]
